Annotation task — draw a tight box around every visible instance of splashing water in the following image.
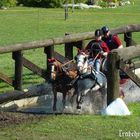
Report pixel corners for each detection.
[121,68,140,104]
[19,88,106,114]
[64,90,107,114]
[2,72,140,114]
[122,79,140,104]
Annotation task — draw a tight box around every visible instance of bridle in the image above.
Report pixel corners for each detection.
[75,52,89,73]
[48,58,61,80]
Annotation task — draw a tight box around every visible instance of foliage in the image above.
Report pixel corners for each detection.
[0,0,134,8]
[17,0,62,8]
[98,0,108,7]
[0,0,17,8]
[0,0,132,8]
[97,0,134,7]
[17,0,88,7]
[63,0,88,3]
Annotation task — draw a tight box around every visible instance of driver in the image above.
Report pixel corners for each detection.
[85,29,109,72]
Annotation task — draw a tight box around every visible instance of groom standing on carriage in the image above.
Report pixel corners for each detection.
[85,29,109,72]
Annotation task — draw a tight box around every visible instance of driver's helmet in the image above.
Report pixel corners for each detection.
[95,29,102,37]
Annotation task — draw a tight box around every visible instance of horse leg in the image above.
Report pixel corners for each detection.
[100,84,107,108]
[76,92,83,109]
[69,89,76,104]
[62,92,66,109]
[53,90,57,112]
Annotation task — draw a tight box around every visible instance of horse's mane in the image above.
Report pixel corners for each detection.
[77,49,89,55]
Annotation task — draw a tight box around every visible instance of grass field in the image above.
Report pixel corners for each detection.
[0,102,140,140]
[0,0,140,139]
[0,0,140,92]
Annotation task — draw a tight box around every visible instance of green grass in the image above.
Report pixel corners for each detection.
[0,1,140,46]
[0,102,140,140]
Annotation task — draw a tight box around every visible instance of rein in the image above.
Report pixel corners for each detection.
[61,59,77,75]
[92,52,100,63]
[61,59,74,67]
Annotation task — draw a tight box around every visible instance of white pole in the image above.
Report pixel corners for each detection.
[65,0,68,20]
[72,0,74,12]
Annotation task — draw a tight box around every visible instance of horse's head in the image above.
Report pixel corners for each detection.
[48,58,60,81]
[48,58,78,81]
[75,50,89,74]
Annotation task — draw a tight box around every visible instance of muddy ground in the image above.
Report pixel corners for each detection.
[0,111,45,128]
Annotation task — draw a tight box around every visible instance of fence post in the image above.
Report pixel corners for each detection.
[65,43,73,60]
[65,33,84,59]
[44,46,54,72]
[75,41,84,50]
[107,52,120,105]
[65,33,73,60]
[64,4,68,20]
[12,51,23,90]
[124,32,132,47]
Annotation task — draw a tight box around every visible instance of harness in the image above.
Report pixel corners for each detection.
[69,68,97,90]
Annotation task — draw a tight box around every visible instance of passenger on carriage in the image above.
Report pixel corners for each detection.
[85,29,109,72]
[101,26,128,90]
[101,26,123,51]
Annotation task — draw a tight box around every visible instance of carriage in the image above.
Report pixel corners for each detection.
[48,48,132,113]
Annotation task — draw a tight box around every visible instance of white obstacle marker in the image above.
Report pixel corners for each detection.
[102,98,131,116]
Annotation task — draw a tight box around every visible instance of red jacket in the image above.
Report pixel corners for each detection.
[85,40,109,52]
[102,34,122,51]
[85,40,109,58]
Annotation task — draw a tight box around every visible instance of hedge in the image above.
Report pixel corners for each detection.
[17,0,88,8]
[0,0,131,8]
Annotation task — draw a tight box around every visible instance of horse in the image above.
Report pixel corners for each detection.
[48,58,77,112]
[74,50,107,109]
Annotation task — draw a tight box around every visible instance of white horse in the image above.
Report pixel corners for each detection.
[74,50,107,109]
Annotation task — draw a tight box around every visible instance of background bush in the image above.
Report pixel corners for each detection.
[0,0,17,8]
[17,0,88,8]
[97,0,131,7]
[0,0,132,8]
[18,0,62,8]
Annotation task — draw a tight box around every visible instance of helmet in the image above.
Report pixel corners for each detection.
[95,29,102,37]
[101,26,109,35]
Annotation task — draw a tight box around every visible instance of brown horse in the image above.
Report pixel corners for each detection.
[48,58,77,112]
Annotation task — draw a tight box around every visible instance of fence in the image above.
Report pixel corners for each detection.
[0,24,140,104]
[107,45,140,104]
